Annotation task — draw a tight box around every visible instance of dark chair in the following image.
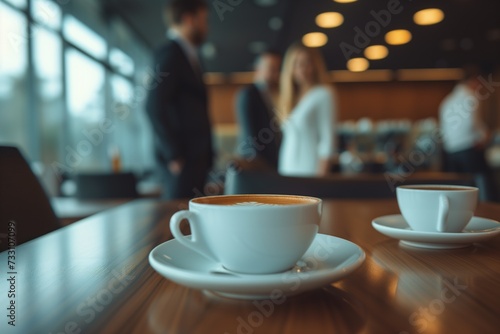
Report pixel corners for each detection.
[0,146,61,252]
[225,168,396,199]
[73,172,139,200]
[224,162,476,199]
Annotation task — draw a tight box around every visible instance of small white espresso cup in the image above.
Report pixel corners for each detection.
[170,194,322,274]
[397,185,478,233]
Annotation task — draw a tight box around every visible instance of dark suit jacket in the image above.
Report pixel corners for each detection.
[146,39,213,167]
[236,84,281,169]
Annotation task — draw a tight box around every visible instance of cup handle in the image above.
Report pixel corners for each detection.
[437,195,449,232]
[170,210,217,262]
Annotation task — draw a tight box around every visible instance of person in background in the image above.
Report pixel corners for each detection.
[278,43,337,177]
[439,70,490,173]
[440,68,497,200]
[235,50,282,170]
[146,0,213,199]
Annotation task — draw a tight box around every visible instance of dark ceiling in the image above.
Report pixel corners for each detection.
[104,0,500,73]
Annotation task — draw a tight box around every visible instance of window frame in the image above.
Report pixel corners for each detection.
[1,0,139,172]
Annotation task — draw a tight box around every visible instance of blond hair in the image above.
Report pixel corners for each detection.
[279,43,329,119]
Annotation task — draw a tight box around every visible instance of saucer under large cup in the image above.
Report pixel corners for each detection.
[372,214,500,249]
[149,233,365,299]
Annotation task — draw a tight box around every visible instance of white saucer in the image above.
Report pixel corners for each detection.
[372,214,500,249]
[149,234,365,299]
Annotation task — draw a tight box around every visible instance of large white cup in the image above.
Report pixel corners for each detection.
[170,194,322,274]
[397,185,478,233]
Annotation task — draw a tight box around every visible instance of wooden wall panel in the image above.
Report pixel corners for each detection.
[208,84,244,125]
[335,81,455,121]
[208,81,456,125]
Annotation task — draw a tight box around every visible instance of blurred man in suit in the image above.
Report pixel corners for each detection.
[146,0,213,199]
[236,51,282,169]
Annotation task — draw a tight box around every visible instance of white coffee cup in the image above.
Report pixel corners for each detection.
[396,185,478,233]
[170,194,322,274]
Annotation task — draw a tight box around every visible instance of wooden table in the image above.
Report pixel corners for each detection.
[51,197,131,225]
[1,199,500,334]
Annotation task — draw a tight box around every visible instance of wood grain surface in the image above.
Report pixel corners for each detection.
[1,199,500,334]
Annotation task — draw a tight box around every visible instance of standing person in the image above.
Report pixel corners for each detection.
[439,69,498,201]
[236,50,282,169]
[278,43,337,177]
[146,0,213,199]
[439,71,490,173]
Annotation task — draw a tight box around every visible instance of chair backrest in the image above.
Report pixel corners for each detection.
[224,164,475,199]
[0,146,60,252]
[74,172,138,200]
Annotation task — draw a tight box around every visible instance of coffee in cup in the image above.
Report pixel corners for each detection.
[396,185,478,233]
[169,194,322,274]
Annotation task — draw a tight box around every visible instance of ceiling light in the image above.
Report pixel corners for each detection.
[385,29,412,45]
[413,8,444,26]
[364,45,388,60]
[316,12,344,28]
[347,58,369,72]
[302,32,328,48]
[333,0,357,3]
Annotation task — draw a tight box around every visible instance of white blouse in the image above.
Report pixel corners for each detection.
[278,85,337,177]
[439,83,487,153]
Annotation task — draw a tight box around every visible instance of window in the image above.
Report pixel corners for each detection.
[63,15,107,60]
[110,48,134,77]
[109,75,134,168]
[33,25,64,165]
[31,0,62,30]
[109,75,154,172]
[0,2,30,155]
[0,0,154,175]
[4,0,26,9]
[65,47,106,170]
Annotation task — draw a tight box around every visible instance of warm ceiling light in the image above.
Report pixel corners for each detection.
[316,12,344,28]
[347,58,369,72]
[413,8,444,26]
[385,29,412,45]
[302,32,328,47]
[333,0,357,3]
[364,45,388,60]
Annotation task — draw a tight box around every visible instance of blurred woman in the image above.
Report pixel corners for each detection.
[278,43,337,176]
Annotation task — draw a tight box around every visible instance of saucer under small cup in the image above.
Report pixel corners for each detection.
[149,233,365,299]
[372,214,500,249]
